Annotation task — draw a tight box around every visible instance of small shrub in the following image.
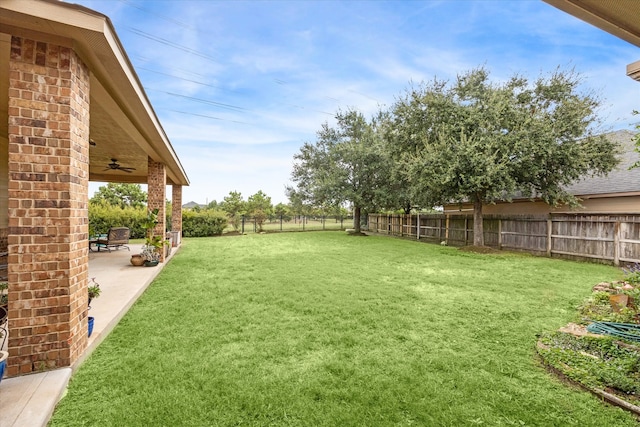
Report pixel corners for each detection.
[89,203,148,238]
[182,210,227,237]
[623,263,640,285]
[578,291,639,324]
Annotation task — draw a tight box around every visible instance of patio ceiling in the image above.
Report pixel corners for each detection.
[0,0,189,186]
[543,0,640,81]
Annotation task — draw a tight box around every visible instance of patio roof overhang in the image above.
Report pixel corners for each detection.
[543,0,640,82]
[0,0,190,186]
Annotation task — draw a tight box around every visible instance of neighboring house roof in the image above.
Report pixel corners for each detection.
[565,130,640,198]
[0,0,190,186]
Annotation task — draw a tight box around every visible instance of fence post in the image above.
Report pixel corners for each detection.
[242,215,245,234]
[546,217,552,257]
[303,216,305,231]
[341,216,343,229]
[464,216,468,246]
[614,221,620,266]
[498,218,502,250]
[417,212,420,240]
[445,215,450,244]
[280,214,283,231]
[322,215,325,230]
[409,214,413,238]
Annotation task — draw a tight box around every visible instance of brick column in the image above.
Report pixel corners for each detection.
[7,37,90,375]
[147,158,166,262]
[171,185,182,245]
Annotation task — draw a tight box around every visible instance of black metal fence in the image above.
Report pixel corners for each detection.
[236,215,348,234]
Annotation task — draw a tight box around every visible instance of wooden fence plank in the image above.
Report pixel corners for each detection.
[368,213,640,265]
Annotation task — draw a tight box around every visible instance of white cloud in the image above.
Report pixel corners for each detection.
[77,0,640,206]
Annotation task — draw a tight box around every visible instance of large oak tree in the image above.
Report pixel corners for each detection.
[388,68,619,246]
[289,109,391,233]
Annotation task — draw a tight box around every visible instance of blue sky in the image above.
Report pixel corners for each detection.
[75,0,640,205]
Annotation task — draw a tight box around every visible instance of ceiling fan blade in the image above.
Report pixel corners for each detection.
[103,158,136,173]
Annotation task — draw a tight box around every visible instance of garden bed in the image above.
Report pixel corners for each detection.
[537,331,640,414]
[537,265,640,415]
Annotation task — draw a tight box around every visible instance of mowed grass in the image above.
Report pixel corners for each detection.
[50,232,637,426]
[233,218,347,234]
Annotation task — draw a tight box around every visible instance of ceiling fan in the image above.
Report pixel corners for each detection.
[104,158,136,173]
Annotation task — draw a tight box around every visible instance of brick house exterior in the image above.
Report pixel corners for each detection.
[0,1,189,376]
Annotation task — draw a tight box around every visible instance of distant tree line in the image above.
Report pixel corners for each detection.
[195,190,349,233]
[89,184,350,236]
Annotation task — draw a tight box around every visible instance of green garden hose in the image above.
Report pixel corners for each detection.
[586,321,640,342]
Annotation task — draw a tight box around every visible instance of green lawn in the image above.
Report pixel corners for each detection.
[50,232,637,426]
[234,217,347,233]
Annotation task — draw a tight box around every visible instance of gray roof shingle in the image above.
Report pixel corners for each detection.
[565,130,639,196]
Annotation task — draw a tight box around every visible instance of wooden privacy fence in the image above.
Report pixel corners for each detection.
[368,213,640,266]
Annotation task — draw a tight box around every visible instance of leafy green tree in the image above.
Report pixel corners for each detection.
[289,109,391,233]
[90,183,147,209]
[247,190,273,232]
[389,67,619,246]
[285,188,311,218]
[206,200,219,210]
[273,203,291,221]
[372,111,415,214]
[221,191,245,231]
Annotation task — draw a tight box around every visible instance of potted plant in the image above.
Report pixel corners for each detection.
[139,208,165,266]
[141,237,163,266]
[88,277,101,308]
[87,277,101,338]
[0,350,7,385]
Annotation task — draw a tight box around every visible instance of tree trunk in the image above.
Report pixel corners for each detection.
[473,198,484,246]
[353,206,361,233]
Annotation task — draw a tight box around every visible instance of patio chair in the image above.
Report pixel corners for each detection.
[95,227,130,252]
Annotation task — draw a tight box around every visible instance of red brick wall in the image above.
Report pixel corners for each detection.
[171,185,182,234]
[147,158,166,261]
[6,36,90,375]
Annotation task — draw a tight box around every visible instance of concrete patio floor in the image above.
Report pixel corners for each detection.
[0,243,178,427]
